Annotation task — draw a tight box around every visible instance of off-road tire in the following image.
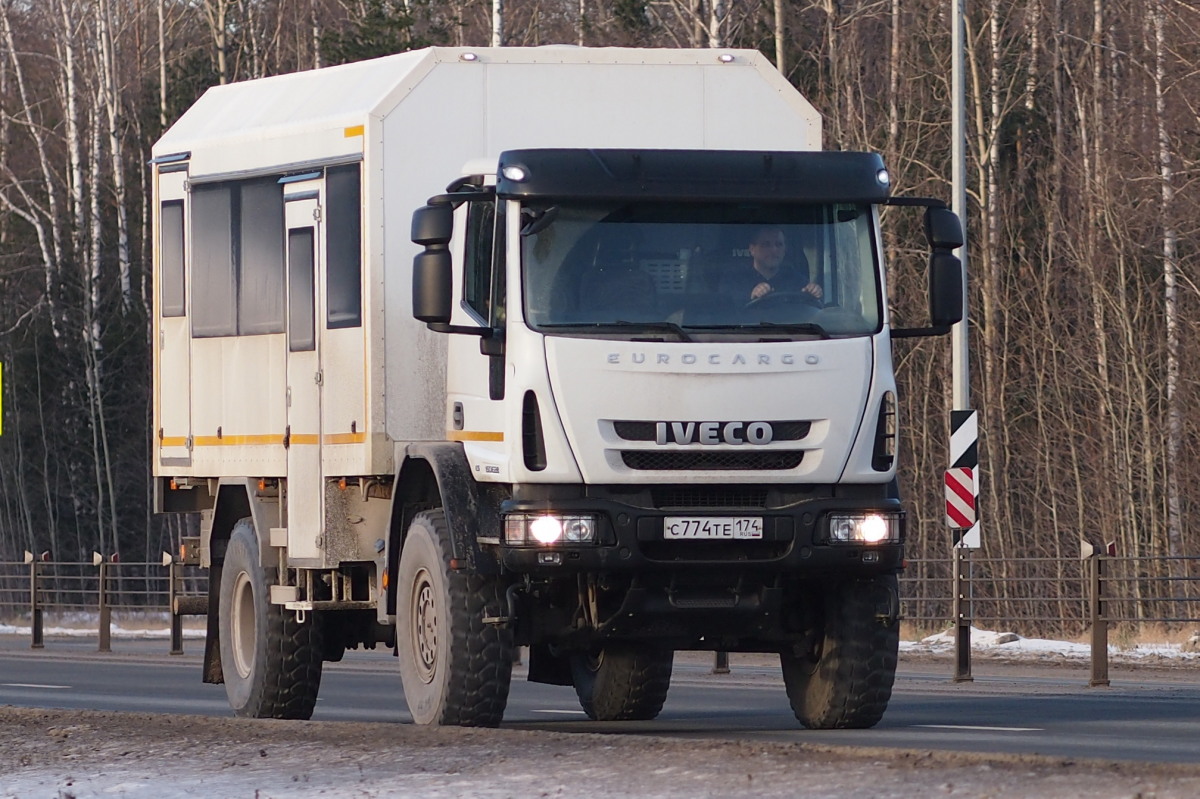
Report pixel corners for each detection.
[218,518,323,719]
[781,575,899,729]
[397,509,513,727]
[570,644,674,721]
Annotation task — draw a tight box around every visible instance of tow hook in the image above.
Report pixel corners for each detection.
[876,581,901,625]
[483,582,522,627]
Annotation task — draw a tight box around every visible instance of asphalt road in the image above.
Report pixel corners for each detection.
[2,634,1199,766]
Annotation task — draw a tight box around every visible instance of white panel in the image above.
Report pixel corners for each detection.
[486,64,707,151]
[702,66,822,150]
[381,63,485,442]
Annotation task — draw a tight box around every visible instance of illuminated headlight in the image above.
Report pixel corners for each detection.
[826,513,902,545]
[504,514,597,546]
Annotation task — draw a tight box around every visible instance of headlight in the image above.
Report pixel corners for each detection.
[826,512,903,545]
[504,514,598,546]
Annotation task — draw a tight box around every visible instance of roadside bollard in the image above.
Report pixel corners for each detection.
[712,650,730,674]
[27,551,43,649]
[96,552,112,653]
[1082,540,1111,687]
[166,552,184,655]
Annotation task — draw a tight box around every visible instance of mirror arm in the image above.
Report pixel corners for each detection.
[426,322,495,337]
[891,325,953,339]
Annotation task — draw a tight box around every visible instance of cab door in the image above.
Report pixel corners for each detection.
[283,188,324,561]
[445,198,509,475]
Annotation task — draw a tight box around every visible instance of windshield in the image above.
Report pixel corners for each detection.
[521,201,882,339]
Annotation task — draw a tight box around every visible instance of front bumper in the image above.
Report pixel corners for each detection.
[495,487,904,578]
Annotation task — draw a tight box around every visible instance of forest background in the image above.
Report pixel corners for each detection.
[0,0,1198,632]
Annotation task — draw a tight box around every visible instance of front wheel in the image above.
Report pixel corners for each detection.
[781,575,899,729]
[218,518,323,719]
[397,510,513,727]
[570,644,673,721]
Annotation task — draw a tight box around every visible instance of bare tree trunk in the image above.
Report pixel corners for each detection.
[158,0,168,128]
[492,0,503,46]
[773,0,785,76]
[1,2,65,312]
[96,0,133,308]
[1152,1,1182,571]
[201,0,230,84]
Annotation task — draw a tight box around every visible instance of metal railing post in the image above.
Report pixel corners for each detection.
[712,650,730,674]
[952,546,973,682]
[29,557,43,649]
[1088,553,1109,687]
[168,557,184,655]
[97,557,111,653]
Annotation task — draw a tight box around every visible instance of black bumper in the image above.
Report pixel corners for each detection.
[495,491,904,578]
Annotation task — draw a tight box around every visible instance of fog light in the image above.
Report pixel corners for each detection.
[504,513,598,547]
[530,516,562,544]
[826,512,902,545]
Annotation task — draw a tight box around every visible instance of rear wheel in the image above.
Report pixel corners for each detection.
[781,575,899,729]
[397,509,513,726]
[218,518,322,719]
[570,644,673,721]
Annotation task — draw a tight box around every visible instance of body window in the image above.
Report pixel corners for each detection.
[288,228,316,352]
[190,184,236,337]
[238,177,285,334]
[326,164,362,329]
[160,200,185,317]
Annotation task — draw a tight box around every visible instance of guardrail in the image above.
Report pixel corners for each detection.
[0,554,208,655]
[1,552,1196,682]
[901,552,1200,684]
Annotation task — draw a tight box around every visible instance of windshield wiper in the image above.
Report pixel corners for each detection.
[757,322,831,339]
[612,320,692,342]
[538,321,692,342]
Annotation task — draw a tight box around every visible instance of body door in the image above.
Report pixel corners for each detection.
[445,197,510,475]
[284,189,324,561]
[155,165,192,466]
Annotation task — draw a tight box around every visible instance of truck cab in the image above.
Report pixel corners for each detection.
[409,147,962,725]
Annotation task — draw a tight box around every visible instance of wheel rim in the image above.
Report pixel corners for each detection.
[411,568,438,684]
[230,570,256,680]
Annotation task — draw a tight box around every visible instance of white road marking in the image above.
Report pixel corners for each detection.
[531,709,587,715]
[914,724,1041,732]
[2,683,71,690]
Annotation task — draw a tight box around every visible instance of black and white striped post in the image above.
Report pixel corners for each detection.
[948,410,978,682]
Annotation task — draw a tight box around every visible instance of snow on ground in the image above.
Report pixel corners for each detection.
[903,626,1200,663]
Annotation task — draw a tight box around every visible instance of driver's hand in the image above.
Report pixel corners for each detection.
[751,282,773,300]
[803,283,824,300]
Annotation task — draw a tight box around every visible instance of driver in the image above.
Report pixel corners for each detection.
[721,226,823,304]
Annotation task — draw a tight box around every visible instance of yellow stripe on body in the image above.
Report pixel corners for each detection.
[446,430,504,442]
[192,434,285,447]
[174,432,367,447]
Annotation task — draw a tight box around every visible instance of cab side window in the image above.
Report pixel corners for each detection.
[463,200,496,324]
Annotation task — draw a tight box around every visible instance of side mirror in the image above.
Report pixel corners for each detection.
[412,204,453,246]
[929,251,964,328]
[411,204,454,324]
[412,250,453,324]
[924,206,963,250]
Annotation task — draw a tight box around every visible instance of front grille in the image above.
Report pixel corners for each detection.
[613,420,811,442]
[621,450,804,471]
[651,486,770,509]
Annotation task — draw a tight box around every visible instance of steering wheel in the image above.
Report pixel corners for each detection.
[744,290,823,311]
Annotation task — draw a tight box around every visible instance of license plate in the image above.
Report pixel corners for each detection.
[663,516,763,540]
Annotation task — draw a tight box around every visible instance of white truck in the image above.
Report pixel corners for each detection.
[151,46,962,729]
